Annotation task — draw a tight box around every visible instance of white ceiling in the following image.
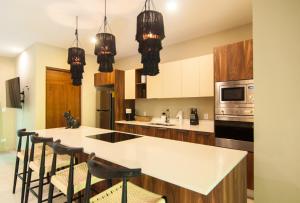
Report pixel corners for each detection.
[0,0,252,58]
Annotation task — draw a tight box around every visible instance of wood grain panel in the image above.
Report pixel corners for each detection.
[79,153,247,203]
[244,39,254,80]
[227,41,245,81]
[155,127,171,138]
[247,152,254,190]
[114,70,125,121]
[94,71,115,86]
[214,45,228,82]
[46,67,81,129]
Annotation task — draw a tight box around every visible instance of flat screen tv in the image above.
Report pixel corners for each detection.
[6,77,23,109]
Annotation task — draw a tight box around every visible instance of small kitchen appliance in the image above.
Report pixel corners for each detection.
[190,108,199,125]
[125,108,134,121]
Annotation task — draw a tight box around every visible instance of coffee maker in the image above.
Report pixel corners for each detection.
[190,108,199,125]
[125,108,134,121]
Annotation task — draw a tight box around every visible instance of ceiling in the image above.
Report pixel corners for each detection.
[0,0,252,58]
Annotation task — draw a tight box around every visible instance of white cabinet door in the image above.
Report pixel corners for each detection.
[181,57,200,97]
[162,61,182,98]
[147,70,163,99]
[125,69,136,99]
[199,54,214,97]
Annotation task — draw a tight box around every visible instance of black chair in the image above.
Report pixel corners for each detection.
[84,155,166,203]
[12,129,32,203]
[24,135,70,203]
[48,141,103,203]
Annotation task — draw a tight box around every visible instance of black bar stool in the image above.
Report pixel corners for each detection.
[84,154,167,203]
[24,135,70,203]
[48,141,103,203]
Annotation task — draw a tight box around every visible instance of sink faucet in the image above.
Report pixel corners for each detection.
[165,109,170,123]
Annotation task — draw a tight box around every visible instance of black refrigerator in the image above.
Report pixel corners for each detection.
[96,88,115,130]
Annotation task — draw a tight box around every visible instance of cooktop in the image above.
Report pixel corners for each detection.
[87,132,141,143]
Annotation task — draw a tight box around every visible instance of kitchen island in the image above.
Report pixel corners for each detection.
[35,126,247,203]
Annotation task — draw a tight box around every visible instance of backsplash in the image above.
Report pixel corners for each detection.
[135,97,214,120]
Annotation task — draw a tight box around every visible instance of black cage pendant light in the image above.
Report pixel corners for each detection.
[67,16,86,86]
[136,0,165,76]
[94,0,116,72]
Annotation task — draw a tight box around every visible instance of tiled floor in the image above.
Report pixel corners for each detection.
[0,151,254,203]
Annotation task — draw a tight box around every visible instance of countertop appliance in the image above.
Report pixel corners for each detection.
[190,108,199,125]
[87,132,141,143]
[96,88,115,130]
[125,108,134,121]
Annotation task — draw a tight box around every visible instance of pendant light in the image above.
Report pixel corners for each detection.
[67,16,86,86]
[94,0,117,72]
[136,0,165,76]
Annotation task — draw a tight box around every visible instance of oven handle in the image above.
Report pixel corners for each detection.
[215,138,254,152]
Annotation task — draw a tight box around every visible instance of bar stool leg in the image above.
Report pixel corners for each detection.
[12,156,20,194]
[48,182,54,203]
[21,155,29,203]
[24,168,32,203]
[37,172,44,203]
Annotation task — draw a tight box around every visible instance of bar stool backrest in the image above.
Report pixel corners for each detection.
[50,141,84,200]
[29,134,54,177]
[84,157,142,203]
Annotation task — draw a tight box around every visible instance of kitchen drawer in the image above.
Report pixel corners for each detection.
[136,125,155,137]
[155,127,171,139]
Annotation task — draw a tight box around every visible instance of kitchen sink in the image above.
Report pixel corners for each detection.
[150,122,176,127]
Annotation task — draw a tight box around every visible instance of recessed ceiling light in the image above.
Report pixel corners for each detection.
[91,37,97,44]
[166,0,178,12]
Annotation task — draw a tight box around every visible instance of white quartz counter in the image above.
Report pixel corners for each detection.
[35,126,246,196]
[115,119,214,133]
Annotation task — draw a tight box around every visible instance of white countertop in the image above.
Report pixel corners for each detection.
[115,119,215,133]
[35,126,246,195]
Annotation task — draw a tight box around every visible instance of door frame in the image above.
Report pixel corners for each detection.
[45,66,82,128]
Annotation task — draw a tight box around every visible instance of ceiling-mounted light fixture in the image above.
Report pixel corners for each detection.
[94,0,117,72]
[136,0,165,76]
[67,16,86,86]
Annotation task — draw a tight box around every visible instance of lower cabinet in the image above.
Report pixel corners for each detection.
[115,123,215,145]
[247,152,254,190]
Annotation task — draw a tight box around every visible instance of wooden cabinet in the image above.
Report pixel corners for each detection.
[125,69,135,100]
[161,61,182,98]
[247,152,254,190]
[199,54,214,97]
[147,71,163,99]
[94,71,115,86]
[116,123,214,145]
[147,54,214,99]
[214,39,253,82]
[181,57,200,97]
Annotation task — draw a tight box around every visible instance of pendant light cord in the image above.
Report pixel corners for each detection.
[104,0,107,33]
[75,16,78,48]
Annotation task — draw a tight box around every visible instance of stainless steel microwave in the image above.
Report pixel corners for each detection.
[215,80,254,108]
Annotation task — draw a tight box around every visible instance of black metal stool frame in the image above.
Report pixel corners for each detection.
[24,134,57,203]
[48,140,84,203]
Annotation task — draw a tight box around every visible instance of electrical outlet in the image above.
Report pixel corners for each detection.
[143,111,147,116]
[204,113,209,120]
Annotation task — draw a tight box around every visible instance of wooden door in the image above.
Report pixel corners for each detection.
[46,68,81,128]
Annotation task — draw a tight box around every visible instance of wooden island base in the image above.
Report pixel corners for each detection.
[80,154,247,203]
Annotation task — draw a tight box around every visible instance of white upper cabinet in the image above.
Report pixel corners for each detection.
[181,57,200,97]
[199,54,214,97]
[144,54,214,99]
[162,61,182,98]
[147,70,163,99]
[125,69,136,99]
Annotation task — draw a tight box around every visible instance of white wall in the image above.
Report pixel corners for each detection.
[253,0,300,202]
[0,56,16,151]
[16,43,99,130]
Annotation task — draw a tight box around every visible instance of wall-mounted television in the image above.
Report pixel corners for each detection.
[6,77,23,109]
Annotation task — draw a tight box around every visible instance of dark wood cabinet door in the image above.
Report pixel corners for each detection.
[247,152,254,190]
[183,131,215,145]
[115,123,128,132]
[155,128,171,139]
[214,44,229,82]
[244,39,253,80]
[136,126,155,137]
[170,129,187,141]
[127,124,137,134]
[214,39,253,82]
[227,41,245,81]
